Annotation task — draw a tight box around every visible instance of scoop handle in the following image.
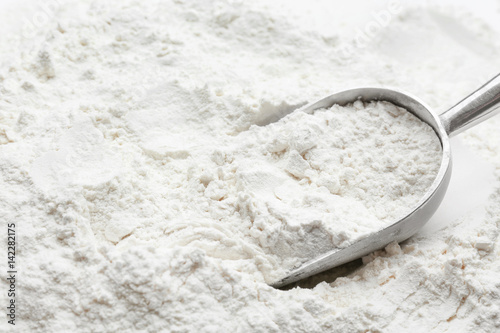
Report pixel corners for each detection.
[440,73,500,137]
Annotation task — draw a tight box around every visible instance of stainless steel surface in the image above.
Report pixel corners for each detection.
[441,74,500,136]
[271,75,500,288]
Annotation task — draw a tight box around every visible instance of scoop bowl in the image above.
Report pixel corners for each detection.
[271,74,500,288]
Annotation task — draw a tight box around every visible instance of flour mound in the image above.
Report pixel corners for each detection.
[0,0,499,332]
[222,100,441,274]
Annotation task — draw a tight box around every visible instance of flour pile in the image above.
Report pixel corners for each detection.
[1,0,500,332]
[223,100,441,273]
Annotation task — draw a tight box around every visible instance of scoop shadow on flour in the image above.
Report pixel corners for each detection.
[277,238,414,290]
[277,258,364,290]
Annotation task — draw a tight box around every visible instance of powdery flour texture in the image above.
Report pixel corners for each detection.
[0,0,500,332]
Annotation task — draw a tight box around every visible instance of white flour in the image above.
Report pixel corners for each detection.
[1,0,500,332]
[222,100,441,275]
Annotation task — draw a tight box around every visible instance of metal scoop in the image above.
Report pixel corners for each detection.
[271,74,500,288]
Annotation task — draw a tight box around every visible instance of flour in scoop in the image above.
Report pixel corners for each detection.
[226,100,441,274]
